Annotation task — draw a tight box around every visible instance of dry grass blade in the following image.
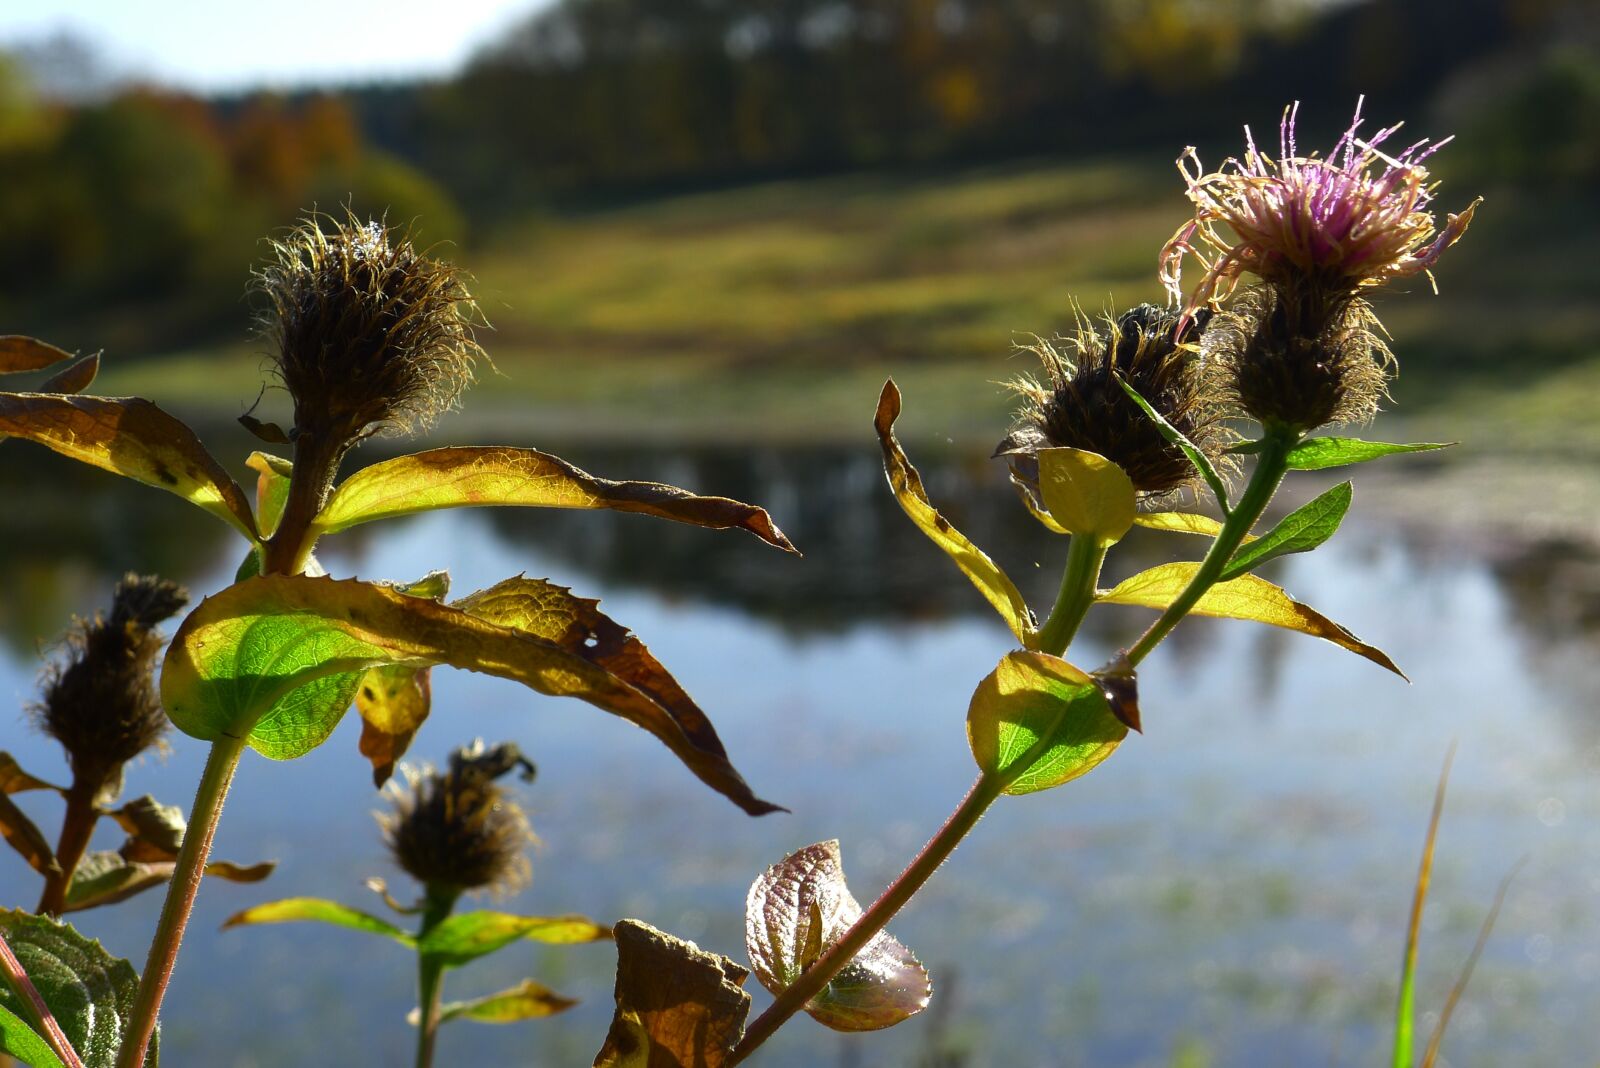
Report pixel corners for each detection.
[1419,856,1527,1068]
[1392,741,1455,1068]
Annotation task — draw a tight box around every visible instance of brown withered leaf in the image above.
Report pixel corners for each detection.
[0,336,72,374]
[1092,653,1141,734]
[311,445,797,552]
[108,796,186,861]
[38,353,100,394]
[453,578,739,782]
[0,753,62,796]
[0,790,57,876]
[63,851,274,913]
[593,919,751,1068]
[0,394,258,540]
[356,665,432,787]
[746,840,930,1032]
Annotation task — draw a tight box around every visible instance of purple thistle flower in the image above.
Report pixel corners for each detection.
[1160,98,1481,324]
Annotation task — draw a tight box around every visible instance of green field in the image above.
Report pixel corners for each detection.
[97,156,1597,452]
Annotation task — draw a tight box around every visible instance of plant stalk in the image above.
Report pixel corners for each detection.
[413,890,458,1068]
[0,930,87,1068]
[261,430,344,575]
[115,734,246,1068]
[727,772,1008,1064]
[36,782,100,917]
[1035,535,1107,657]
[1126,430,1297,666]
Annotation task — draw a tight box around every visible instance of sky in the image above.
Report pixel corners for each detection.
[0,0,550,93]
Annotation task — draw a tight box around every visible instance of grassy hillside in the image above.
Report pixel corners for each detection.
[96,156,1596,449]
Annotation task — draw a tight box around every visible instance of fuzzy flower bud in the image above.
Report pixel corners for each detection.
[31,574,189,794]
[996,303,1233,503]
[256,213,484,448]
[380,740,536,897]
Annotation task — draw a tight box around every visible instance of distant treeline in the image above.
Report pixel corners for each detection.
[0,0,1593,352]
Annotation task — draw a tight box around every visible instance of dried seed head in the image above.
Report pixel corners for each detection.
[1202,282,1392,432]
[380,740,536,897]
[255,213,484,448]
[996,303,1234,503]
[31,574,189,794]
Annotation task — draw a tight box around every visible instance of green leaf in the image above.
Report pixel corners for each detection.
[966,651,1127,795]
[746,840,930,1033]
[593,920,750,1068]
[1099,563,1405,677]
[161,575,781,815]
[875,381,1035,647]
[0,910,156,1067]
[1220,482,1352,581]
[0,790,57,876]
[0,337,72,375]
[38,355,100,395]
[312,446,797,552]
[1285,437,1454,472]
[410,980,578,1027]
[1115,373,1231,510]
[0,1000,66,1068]
[222,898,415,947]
[419,912,611,969]
[248,671,365,762]
[1036,448,1135,547]
[245,451,293,540]
[0,394,258,541]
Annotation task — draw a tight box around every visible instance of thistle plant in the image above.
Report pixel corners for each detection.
[224,741,609,1068]
[573,102,1482,1067]
[0,212,795,1067]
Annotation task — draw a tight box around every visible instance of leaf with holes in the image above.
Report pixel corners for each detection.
[161,575,780,814]
[313,446,796,551]
[876,380,1035,646]
[0,910,155,1067]
[1221,482,1351,581]
[593,920,751,1068]
[419,912,611,969]
[1099,563,1404,676]
[966,651,1127,794]
[746,840,930,1032]
[0,394,257,540]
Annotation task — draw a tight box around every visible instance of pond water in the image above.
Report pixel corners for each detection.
[1,438,1597,1067]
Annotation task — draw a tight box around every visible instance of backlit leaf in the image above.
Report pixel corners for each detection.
[593,919,750,1068]
[0,337,72,374]
[245,452,293,540]
[1286,437,1453,471]
[0,791,56,876]
[222,898,414,946]
[0,753,61,795]
[0,394,257,540]
[38,355,100,395]
[1099,563,1404,676]
[966,651,1127,795]
[746,839,930,1032]
[875,380,1035,646]
[419,911,611,969]
[356,665,432,787]
[1221,482,1351,581]
[312,446,796,552]
[161,575,781,814]
[1036,448,1135,547]
[0,910,155,1067]
[424,979,579,1025]
[1133,511,1226,537]
[0,1000,66,1068]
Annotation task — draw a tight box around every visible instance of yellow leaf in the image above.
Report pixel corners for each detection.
[875,381,1035,647]
[966,651,1125,794]
[312,446,796,551]
[1098,563,1404,677]
[0,394,257,540]
[1133,511,1225,537]
[1037,448,1135,546]
[355,665,431,788]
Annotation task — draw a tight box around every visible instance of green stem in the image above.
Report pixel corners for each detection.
[726,772,1008,1065]
[413,890,459,1068]
[1126,430,1297,667]
[115,735,246,1068]
[1035,535,1107,657]
[36,782,100,917]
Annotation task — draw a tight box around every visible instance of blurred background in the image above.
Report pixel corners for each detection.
[1,1,1598,1065]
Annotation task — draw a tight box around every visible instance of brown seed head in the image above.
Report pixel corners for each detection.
[380,740,535,896]
[255,213,484,447]
[1202,282,1392,432]
[996,304,1234,503]
[31,574,189,794]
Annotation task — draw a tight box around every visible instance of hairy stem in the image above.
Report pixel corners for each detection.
[0,930,87,1068]
[36,782,100,917]
[413,890,458,1068]
[116,734,246,1068]
[1126,430,1296,666]
[261,430,345,575]
[1035,535,1107,657]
